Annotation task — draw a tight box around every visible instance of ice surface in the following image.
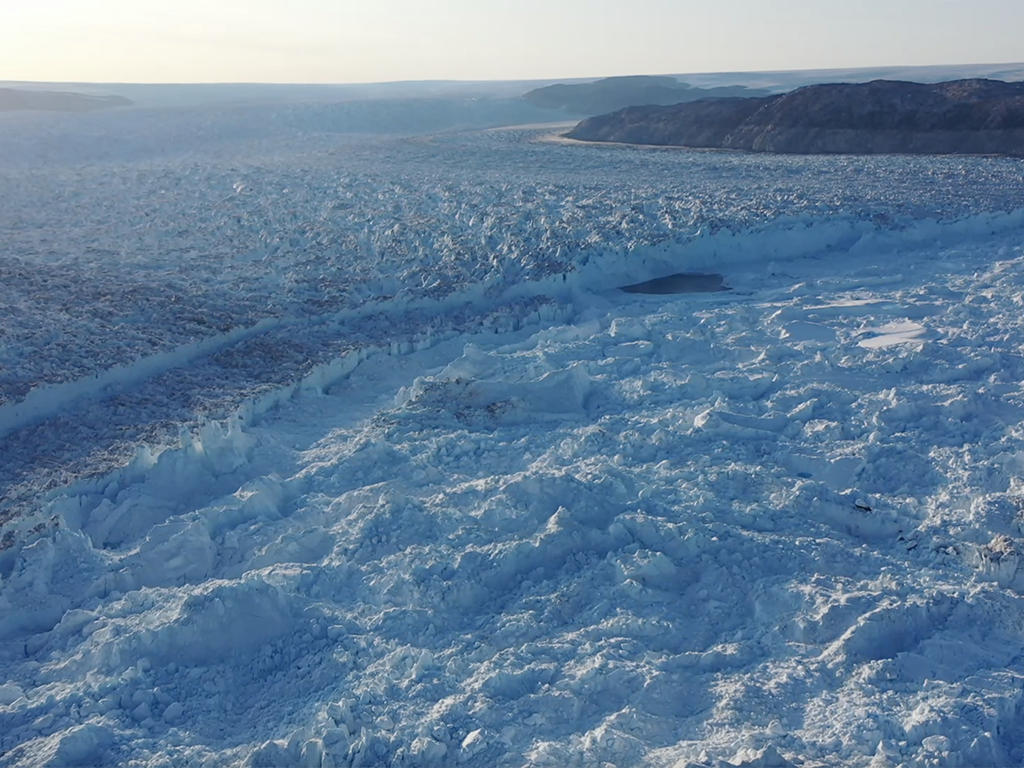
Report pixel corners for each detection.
[3,99,1024,517]
[3,95,1024,767]
[857,321,929,349]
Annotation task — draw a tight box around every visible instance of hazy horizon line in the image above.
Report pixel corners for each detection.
[4,59,1023,89]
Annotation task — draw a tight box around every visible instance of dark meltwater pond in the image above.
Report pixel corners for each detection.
[620,273,729,294]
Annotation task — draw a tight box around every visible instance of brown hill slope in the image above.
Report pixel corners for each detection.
[567,79,1024,155]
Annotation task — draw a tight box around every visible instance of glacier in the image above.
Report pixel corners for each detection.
[2,89,1024,767]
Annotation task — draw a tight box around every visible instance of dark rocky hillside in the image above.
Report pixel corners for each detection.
[567,79,1024,155]
[522,75,768,116]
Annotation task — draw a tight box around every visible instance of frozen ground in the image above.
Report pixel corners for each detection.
[3,91,1024,767]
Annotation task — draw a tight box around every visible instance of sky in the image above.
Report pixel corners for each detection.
[2,0,1023,85]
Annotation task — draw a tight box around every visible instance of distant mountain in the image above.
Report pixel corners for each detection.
[0,89,132,113]
[566,78,1024,156]
[656,63,1024,94]
[522,75,769,116]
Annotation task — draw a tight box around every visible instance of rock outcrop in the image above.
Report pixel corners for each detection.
[566,79,1024,155]
[522,75,768,116]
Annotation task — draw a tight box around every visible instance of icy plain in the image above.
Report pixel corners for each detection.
[3,93,1024,767]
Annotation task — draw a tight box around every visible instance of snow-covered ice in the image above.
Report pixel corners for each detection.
[3,92,1024,767]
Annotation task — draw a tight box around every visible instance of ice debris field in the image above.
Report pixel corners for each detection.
[3,93,1024,767]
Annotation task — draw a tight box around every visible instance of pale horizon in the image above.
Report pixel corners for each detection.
[5,60,1024,89]
[3,0,1023,86]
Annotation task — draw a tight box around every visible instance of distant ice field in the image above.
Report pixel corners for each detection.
[2,105,1023,397]
[3,100,1024,512]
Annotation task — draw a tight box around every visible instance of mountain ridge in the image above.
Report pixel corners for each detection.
[522,74,769,116]
[0,88,132,112]
[566,78,1024,155]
